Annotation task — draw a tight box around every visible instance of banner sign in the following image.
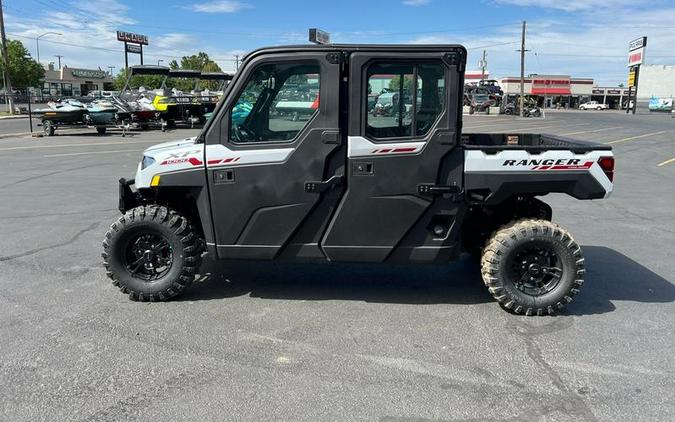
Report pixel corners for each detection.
[628,69,636,87]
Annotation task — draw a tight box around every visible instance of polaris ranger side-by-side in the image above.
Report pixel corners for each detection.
[102,44,615,315]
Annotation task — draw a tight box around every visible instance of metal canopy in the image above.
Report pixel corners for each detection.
[169,69,201,79]
[200,72,234,81]
[128,65,171,76]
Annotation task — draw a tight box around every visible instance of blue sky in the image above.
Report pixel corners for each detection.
[5,0,675,85]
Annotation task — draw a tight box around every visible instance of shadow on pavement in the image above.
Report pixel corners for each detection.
[564,245,675,315]
[179,245,674,313]
[179,255,492,305]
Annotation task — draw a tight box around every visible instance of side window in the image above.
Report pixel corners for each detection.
[366,61,445,139]
[228,62,320,143]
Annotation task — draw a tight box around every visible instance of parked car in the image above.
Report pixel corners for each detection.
[579,101,609,110]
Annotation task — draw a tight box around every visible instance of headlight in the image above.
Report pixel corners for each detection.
[141,155,155,169]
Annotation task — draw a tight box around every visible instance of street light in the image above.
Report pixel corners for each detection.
[36,32,62,64]
[157,59,164,66]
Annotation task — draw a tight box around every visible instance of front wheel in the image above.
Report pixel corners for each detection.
[480,219,584,315]
[102,206,202,301]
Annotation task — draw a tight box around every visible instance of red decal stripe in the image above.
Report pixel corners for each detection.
[392,147,417,153]
[207,159,222,165]
[188,157,203,166]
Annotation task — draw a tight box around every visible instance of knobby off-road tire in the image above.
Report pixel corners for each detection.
[480,219,585,316]
[102,205,202,301]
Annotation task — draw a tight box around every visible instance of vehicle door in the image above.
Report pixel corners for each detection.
[204,50,344,260]
[322,48,467,263]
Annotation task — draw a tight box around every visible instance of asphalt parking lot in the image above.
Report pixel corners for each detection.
[0,110,673,421]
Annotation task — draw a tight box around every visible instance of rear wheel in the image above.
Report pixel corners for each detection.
[96,126,107,135]
[102,205,202,301]
[480,219,584,315]
[43,120,55,136]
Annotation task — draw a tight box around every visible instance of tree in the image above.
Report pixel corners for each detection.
[0,39,44,89]
[388,74,414,93]
[171,52,223,91]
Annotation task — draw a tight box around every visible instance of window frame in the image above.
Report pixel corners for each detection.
[226,60,322,146]
[363,59,447,142]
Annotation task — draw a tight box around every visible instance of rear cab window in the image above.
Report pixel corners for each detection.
[366,61,445,140]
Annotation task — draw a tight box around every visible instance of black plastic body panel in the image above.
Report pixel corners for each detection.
[204,50,344,260]
[464,171,607,204]
[321,49,467,263]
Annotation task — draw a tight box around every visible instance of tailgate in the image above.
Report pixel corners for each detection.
[462,135,614,204]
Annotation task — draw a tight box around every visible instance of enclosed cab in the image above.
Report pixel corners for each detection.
[104,44,614,315]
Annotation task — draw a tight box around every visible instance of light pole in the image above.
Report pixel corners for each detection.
[108,66,115,76]
[36,32,61,64]
[157,59,163,66]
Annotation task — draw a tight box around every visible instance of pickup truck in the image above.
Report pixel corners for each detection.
[102,44,614,315]
[579,101,609,110]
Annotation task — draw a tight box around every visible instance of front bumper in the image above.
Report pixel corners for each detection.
[118,178,140,214]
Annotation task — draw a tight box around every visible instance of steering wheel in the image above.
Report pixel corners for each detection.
[232,123,253,142]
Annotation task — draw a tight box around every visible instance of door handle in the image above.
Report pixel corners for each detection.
[304,175,342,193]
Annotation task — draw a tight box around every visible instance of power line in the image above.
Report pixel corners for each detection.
[7,32,240,61]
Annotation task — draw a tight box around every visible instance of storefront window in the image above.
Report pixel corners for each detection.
[61,83,72,96]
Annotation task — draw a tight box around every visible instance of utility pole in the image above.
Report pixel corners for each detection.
[517,21,529,118]
[479,50,487,83]
[234,55,240,71]
[54,54,63,69]
[0,0,15,115]
[108,66,115,76]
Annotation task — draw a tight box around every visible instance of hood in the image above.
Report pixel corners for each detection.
[144,137,198,154]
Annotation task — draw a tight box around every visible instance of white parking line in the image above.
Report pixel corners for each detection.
[480,125,560,133]
[0,139,157,152]
[657,157,675,167]
[44,149,146,158]
[560,126,623,136]
[604,131,667,145]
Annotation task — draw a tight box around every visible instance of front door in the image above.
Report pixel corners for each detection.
[204,51,343,260]
[321,49,467,263]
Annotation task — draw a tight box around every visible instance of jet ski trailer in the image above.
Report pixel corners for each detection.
[117,65,171,130]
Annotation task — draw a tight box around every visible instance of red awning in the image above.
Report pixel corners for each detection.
[531,88,571,95]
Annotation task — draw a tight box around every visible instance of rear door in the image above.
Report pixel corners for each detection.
[322,48,467,263]
[204,49,344,260]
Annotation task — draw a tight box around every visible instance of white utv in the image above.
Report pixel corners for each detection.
[103,44,615,315]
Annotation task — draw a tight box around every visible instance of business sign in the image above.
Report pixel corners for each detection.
[126,44,142,54]
[628,69,636,87]
[309,28,330,45]
[628,36,646,67]
[530,78,571,95]
[607,89,622,95]
[592,89,605,95]
[71,69,107,79]
[116,31,149,45]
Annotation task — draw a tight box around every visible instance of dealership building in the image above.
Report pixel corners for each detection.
[38,63,115,97]
[498,75,598,108]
